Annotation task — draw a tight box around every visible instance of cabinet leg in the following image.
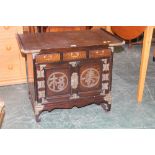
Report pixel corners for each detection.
[101,102,111,112]
[34,104,44,122]
[101,92,112,111]
[35,114,41,122]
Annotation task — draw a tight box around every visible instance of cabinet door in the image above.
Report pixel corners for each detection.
[44,63,71,102]
[78,60,102,97]
[36,63,71,102]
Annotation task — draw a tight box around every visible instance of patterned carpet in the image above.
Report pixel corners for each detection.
[1,45,155,128]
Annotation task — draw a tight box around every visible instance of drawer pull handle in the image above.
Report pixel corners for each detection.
[8,64,13,70]
[3,26,10,30]
[43,55,51,61]
[71,72,78,89]
[6,45,12,51]
[95,50,104,55]
[103,41,111,44]
[71,52,79,58]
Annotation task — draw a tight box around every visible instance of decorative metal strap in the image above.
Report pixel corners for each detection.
[69,61,78,67]
[71,72,78,89]
[35,104,45,115]
[104,92,112,104]
[70,93,80,100]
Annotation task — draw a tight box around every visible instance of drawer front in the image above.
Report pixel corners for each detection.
[0,38,21,55]
[79,61,102,96]
[35,63,71,102]
[89,49,111,58]
[63,51,86,61]
[0,54,21,80]
[35,53,60,63]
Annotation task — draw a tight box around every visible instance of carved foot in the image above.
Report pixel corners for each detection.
[35,114,41,122]
[101,102,111,112]
[101,92,112,111]
[34,104,44,122]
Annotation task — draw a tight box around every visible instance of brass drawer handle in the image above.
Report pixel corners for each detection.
[71,52,79,58]
[6,45,12,51]
[36,54,60,63]
[95,50,104,55]
[8,64,13,70]
[3,26,10,30]
[63,51,86,61]
[43,55,51,61]
[89,49,109,58]
[103,41,111,44]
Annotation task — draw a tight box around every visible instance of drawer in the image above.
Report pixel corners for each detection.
[0,54,21,80]
[63,51,86,61]
[0,38,21,55]
[35,53,60,63]
[0,26,23,39]
[89,49,111,58]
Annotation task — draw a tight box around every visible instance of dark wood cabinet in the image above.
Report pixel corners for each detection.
[17,29,124,122]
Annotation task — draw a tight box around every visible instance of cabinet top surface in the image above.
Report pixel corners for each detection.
[17,29,124,54]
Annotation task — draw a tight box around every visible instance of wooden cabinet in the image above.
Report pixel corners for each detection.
[17,29,124,122]
[0,26,26,86]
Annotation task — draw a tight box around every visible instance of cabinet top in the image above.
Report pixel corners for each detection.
[17,29,124,54]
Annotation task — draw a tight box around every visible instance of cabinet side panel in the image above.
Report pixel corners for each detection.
[26,54,35,101]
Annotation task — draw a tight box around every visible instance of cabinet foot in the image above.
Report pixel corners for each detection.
[35,114,41,122]
[34,104,44,122]
[101,102,111,112]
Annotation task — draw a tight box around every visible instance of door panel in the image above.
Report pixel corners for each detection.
[44,63,71,101]
[78,61,102,97]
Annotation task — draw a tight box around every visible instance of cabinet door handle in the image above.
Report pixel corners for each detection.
[71,72,78,89]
